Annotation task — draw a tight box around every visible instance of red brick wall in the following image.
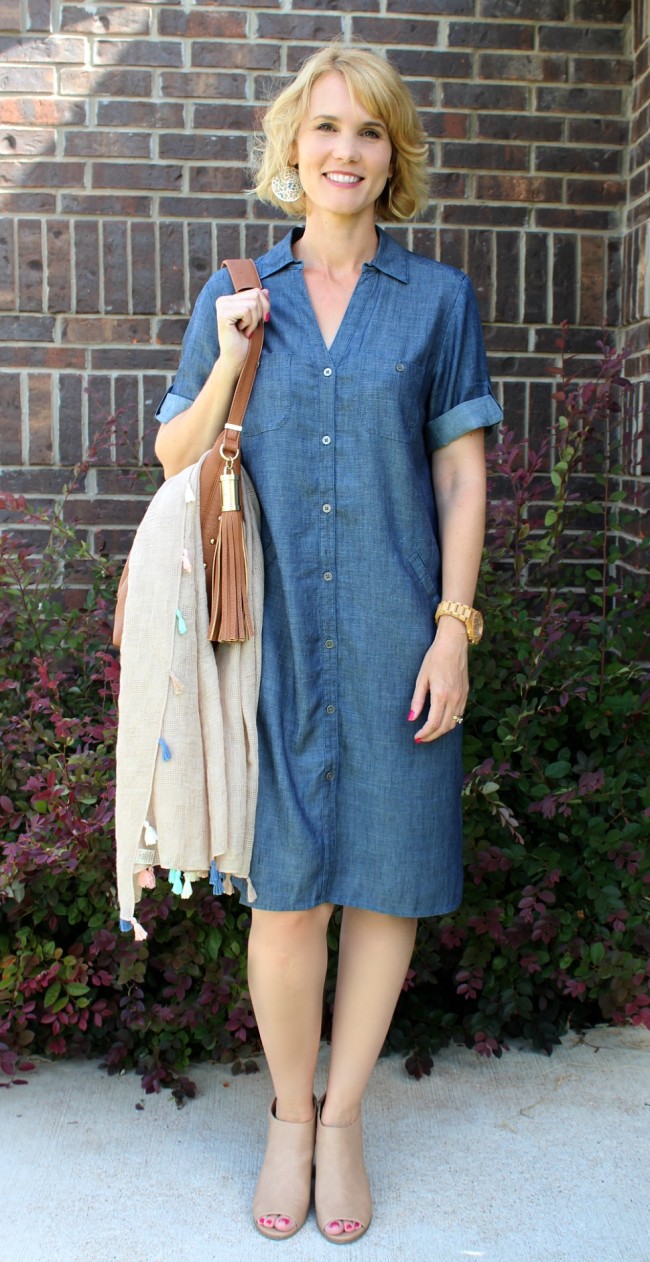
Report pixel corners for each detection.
[0,0,642,566]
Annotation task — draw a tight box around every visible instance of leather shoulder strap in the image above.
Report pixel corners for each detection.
[223,258,261,294]
[219,258,264,457]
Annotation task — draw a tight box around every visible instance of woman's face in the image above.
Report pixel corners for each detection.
[290,71,393,221]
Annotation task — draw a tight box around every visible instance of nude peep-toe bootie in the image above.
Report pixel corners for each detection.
[253,1098,317,1240]
[315,1098,372,1245]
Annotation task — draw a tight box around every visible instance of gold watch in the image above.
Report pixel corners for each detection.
[435,600,484,645]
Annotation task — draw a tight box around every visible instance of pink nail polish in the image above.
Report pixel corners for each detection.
[407,709,416,721]
[414,736,423,743]
[264,312,271,323]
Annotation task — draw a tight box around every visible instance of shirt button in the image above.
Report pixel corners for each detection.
[326,704,335,715]
[322,435,331,445]
[396,362,405,372]
[326,770,335,781]
[322,503,332,513]
[323,571,333,581]
[325,639,335,649]
[323,367,332,376]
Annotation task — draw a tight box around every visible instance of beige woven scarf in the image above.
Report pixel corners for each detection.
[115,451,263,938]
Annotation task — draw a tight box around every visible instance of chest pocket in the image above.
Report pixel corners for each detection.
[343,359,426,443]
[241,352,292,436]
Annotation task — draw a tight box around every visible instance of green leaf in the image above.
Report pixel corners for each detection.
[206,929,223,962]
[44,982,61,1007]
[66,982,89,997]
[590,942,605,965]
[544,510,558,526]
[545,760,572,779]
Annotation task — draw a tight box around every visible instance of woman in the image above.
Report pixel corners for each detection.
[155,43,502,1245]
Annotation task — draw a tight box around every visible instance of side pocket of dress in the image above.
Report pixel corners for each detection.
[406,549,440,605]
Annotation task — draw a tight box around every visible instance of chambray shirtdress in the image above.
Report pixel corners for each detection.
[156,227,503,918]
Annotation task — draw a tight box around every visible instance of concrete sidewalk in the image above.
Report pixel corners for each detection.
[3,1026,648,1262]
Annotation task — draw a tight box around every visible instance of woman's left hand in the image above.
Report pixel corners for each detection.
[408,619,469,742]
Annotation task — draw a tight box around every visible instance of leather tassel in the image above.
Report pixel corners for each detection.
[208,499,254,644]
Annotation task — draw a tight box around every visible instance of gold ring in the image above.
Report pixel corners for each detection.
[452,714,464,725]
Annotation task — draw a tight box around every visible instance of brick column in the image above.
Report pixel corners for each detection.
[621,0,649,552]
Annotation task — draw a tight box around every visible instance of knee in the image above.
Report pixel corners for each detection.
[250,904,333,966]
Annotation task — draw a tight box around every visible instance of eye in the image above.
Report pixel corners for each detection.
[362,128,382,139]
[316,122,336,132]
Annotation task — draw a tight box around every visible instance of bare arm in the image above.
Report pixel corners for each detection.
[154,287,270,479]
[409,427,487,742]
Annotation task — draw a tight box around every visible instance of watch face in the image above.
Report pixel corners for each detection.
[468,610,484,643]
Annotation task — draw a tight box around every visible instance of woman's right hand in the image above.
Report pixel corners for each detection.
[216,287,271,372]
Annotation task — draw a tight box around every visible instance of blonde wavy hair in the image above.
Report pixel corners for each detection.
[252,43,429,222]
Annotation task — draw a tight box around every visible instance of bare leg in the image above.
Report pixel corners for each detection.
[248,903,333,1234]
[320,907,417,1236]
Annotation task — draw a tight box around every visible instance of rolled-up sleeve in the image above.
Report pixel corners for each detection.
[423,274,503,454]
[154,271,230,423]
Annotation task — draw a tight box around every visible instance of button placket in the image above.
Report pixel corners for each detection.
[319,357,338,862]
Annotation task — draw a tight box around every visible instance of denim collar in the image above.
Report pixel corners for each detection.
[256,225,410,285]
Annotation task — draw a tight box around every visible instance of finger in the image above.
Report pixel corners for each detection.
[217,292,267,332]
[415,694,464,743]
[242,293,272,336]
[414,694,446,742]
[235,299,263,331]
[239,288,271,325]
[408,671,429,722]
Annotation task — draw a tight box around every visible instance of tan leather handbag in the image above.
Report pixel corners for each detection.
[112,259,264,649]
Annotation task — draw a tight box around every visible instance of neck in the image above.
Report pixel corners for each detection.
[292,211,379,275]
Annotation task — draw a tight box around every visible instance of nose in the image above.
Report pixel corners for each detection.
[332,130,361,162]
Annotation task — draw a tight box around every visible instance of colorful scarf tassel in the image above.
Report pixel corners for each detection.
[119,917,148,941]
[158,737,172,761]
[168,868,183,895]
[169,671,184,696]
[209,859,225,895]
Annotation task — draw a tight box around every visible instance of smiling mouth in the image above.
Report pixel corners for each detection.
[324,173,363,185]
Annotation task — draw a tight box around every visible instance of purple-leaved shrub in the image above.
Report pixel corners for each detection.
[1,331,648,1096]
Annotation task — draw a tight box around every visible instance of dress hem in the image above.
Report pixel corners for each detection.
[231,879,463,920]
